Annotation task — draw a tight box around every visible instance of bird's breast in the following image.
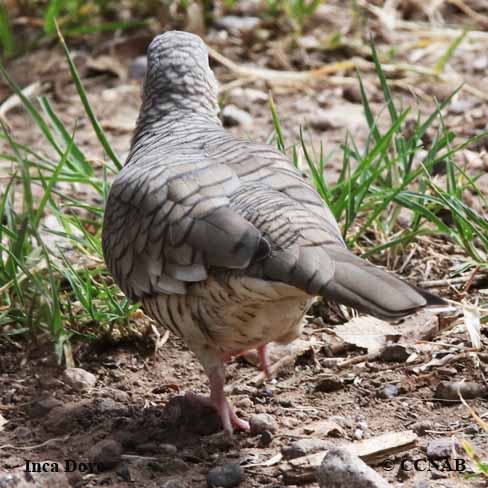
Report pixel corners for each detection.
[143,274,315,356]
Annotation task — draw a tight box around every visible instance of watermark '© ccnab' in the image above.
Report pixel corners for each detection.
[382,457,468,472]
[25,460,103,473]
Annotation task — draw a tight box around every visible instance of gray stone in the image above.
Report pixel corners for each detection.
[410,420,433,436]
[88,439,122,469]
[160,443,178,456]
[160,481,187,488]
[314,377,344,393]
[317,447,391,488]
[249,413,277,435]
[0,465,70,487]
[94,397,128,415]
[29,397,63,418]
[215,16,260,35]
[282,438,329,459]
[221,105,253,128]
[380,344,410,362]
[207,463,243,487]
[378,384,399,399]
[426,437,461,459]
[63,367,97,390]
[129,56,147,80]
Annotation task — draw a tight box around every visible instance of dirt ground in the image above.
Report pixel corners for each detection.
[1,1,488,487]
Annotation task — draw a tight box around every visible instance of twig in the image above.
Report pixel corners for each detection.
[0,434,70,451]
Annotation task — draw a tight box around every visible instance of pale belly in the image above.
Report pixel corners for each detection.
[143,274,315,357]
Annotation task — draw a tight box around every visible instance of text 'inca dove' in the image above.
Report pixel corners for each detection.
[102,31,445,434]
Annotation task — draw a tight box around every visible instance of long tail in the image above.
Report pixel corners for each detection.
[322,246,446,320]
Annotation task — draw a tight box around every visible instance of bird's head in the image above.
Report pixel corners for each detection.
[140,30,220,122]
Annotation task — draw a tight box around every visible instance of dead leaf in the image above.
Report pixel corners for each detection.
[334,317,401,354]
[463,305,481,350]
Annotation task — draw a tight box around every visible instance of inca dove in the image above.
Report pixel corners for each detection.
[102,31,445,434]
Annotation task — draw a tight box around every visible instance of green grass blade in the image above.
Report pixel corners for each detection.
[56,23,122,171]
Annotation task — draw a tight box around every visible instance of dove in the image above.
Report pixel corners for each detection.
[102,31,445,435]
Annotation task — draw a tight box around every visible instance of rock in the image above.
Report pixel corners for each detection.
[426,437,461,459]
[128,56,147,80]
[413,481,430,488]
[222,105,253,128]
[317,447,391,488]
[29,397,63,418]
[310,105,364,132]
[160,444,178,456]
[282,438,329,459]
[63,368,97,390]
[342,85,362,104]
[215,16,260,35]
[0,465,71,487]
[249,413,277,435]
[314,377,344,393]
[410,420,433,436]
[434,381,488,401]
[473,55,488,71]
[302,419,344,438]
[207,463,243,487]
[160,480,187,488]
[259,430,273,447]
[228,88,268,107]
[98,387,130,403]
[88,439,122,469]
[378,384,399,399]
[116,463,131,481]
[94,397,129,415]
[379,344,410,362]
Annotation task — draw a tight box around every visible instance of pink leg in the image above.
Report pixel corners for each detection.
[258,345,272,380]
[186,363,249,435]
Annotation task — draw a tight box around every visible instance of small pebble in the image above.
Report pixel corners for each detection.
[116,463,131,482]
[160,480,187,488]
[378,384,399,399]
[160,444,178,456]
[222,105,253,128]
[426,437,461,459]
[128,56,147,80]
[411,420,433,436]
[207,463,243,487]
[314,377,344,393]
[282,438,329,459]
[380,344,410,362]
[317,447,390,488]
[215,16,260,35]
[88,439,122,469]
[353,429,363,440]
[249,413,277,435]
[259,430,273,447]
[29,397,63,418]
[63,367,97,390]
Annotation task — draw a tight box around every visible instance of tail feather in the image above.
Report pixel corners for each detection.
[321,247,446,320]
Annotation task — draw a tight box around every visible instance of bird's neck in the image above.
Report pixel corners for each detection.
[134,90,220,129]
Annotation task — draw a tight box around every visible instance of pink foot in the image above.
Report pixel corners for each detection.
[185,363,249,436]
[258,345,272,379]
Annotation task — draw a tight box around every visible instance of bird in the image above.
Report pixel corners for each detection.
[102,30,445,435]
